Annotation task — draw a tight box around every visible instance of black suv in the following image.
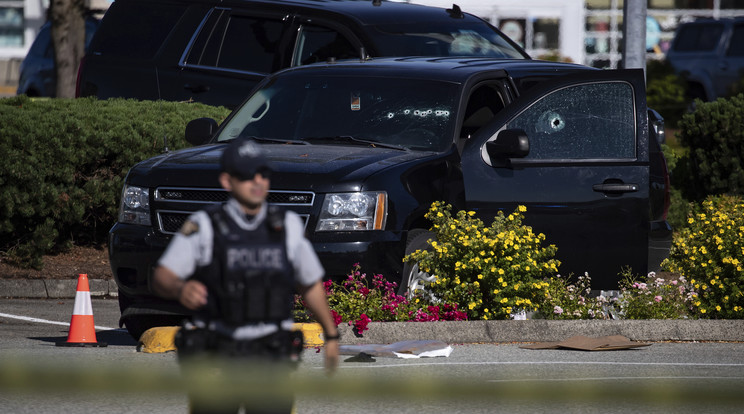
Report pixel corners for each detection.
[112,57,672,338]
[76,0,528,108]
[666,18,744,101]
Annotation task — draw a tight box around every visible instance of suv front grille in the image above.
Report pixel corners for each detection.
[154,187,314,234]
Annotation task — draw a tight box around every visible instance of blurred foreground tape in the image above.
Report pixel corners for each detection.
[138,326,180,353]
[1,356,744,407]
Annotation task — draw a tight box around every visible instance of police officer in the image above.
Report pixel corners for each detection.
[153,137,339,413]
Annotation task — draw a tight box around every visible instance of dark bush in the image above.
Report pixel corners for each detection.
[0,96,230,268]
[675,94,744,202]
[646,59,689,128]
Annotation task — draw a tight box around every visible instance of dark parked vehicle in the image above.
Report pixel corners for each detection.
[666,17,744,101]
[76,0,528,108]
[111,57,672,338]
[16,17,100,97]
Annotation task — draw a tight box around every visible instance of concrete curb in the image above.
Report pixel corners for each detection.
[335,319,744,344]
[0,279,118,298]
[3,279,743,343]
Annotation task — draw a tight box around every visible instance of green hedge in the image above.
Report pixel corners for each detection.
[674,94,744,203]
[0,96,230,269]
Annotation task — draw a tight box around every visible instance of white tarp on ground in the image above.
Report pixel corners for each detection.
[339,340,453,359]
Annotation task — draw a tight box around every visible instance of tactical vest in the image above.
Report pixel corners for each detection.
[194,204,294,326]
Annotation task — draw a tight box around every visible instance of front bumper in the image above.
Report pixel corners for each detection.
[109,223,406,313]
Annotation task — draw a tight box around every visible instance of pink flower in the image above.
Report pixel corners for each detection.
[654,295,662,302]
[351,314,371,334]
[554,306,563,315]
[331,309,342,325]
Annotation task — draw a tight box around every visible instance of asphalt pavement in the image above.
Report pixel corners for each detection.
[1,277,743,344]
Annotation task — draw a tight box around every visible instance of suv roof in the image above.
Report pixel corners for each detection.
[78,0,528,108]
[269,56,595,88]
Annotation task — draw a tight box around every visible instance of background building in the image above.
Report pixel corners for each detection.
[0,0,111,95]
[405,0,744,68]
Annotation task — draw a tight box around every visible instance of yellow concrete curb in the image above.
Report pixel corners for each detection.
[137,326,179,353]
[136,323,326,353]
[293,322,324,347]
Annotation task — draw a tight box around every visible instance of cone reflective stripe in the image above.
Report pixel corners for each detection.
[56,274,107,347]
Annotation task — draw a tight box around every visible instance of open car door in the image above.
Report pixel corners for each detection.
[460,69,651,290]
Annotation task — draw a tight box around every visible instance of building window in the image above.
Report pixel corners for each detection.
[0,7,23,47]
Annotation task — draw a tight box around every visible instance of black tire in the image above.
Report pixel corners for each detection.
[397,229,435,296]
[118,291,186,340]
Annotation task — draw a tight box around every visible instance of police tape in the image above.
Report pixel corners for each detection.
[1,356,744,407]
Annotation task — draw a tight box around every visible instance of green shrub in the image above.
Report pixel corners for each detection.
[646,60,689,128]
[675,94,744,201]
[0,96,230,268]
[404,202,560,320]
[662,195,744,318]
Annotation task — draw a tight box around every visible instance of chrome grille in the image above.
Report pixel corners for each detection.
[158,211,310,234]
[154,187,315,234]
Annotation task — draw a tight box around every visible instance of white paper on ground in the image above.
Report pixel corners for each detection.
[339,340,453,359]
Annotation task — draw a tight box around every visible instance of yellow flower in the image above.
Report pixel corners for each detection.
[518,205,527,212]
[468,302,476,310]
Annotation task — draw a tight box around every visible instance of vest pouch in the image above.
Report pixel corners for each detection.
[266,284,293,321]
[245,285,268,321]
[220,279,248,325]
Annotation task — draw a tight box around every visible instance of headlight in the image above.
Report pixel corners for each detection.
[119,185,151,226]
[316,192,387,231]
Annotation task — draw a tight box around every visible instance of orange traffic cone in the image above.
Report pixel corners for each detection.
[56,274,107,347]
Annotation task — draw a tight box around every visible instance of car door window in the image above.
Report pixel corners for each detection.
[185,10,284,73]
[726,24,744,57]
[293,24,358,66]
[504,82,635,160]
[672,23,724,52]
[461,83,506,138]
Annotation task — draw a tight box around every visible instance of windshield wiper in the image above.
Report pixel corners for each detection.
[243,136,310,145]
[302,136,408,151]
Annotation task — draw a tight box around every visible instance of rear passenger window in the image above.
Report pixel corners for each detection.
[185,10,284,73]
[506,82,635,160]
[672,24,724,52]
[89,2,184,59]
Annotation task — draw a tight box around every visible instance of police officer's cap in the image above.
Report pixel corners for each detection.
[220,137,272,180]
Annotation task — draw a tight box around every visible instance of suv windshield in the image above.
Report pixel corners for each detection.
[370,22,526,59]
[216,74,459,151]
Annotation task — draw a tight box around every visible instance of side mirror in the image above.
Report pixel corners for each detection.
[185,118,219,146]
[486,129,529,166]
[648,109,665,145]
